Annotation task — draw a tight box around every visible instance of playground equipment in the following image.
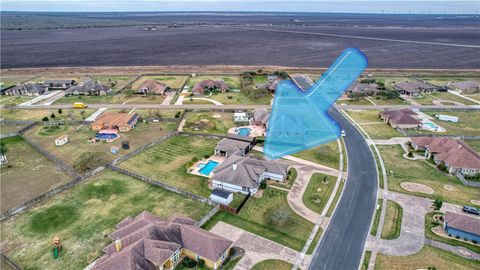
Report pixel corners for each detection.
[52,236,62,259]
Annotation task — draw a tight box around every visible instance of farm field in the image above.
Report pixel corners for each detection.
[0,136,72,212]
[293,140,340,169]
[183,111,234,135]
[24,122,176,168]
[415,111,480,136]
[344,110,403,139]
[0,170,212,270]
[119,135,218,198]
[378,145,479,206]
[1,108,95,121]
[374,246,480,270]
[203,188,314,251]
[131,75,189,90]
[380,200,403,240]
[302,173,338,214]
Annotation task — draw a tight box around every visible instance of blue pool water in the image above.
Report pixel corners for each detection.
[95,133,119,140]
[198,160,219,175]
[237,127,251,136]
[423,122,439,129]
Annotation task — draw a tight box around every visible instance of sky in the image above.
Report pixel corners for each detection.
[1,0,479,14]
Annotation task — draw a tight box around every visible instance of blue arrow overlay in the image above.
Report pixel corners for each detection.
[264,48,368,159]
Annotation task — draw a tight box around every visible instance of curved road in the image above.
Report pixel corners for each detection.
[309,109,378,270]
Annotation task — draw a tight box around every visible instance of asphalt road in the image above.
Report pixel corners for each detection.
[309,108,378,270]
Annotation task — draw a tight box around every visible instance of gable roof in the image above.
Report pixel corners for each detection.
[66,79,110,94]
[395,81,437,93]
[347,82,380,93]
[253,109,270,124]
[380,109,421,126]
[449,81,480,91]
[5,83,46,95]
[192,80,229,93]
[215,138,251,156]
[137,79,168,94]
[445,211,480,236]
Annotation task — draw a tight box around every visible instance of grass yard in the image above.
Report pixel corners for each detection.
[374,245,480,270]
[57,92,166,105]
[413,92,477,105]
[326,179,345,217]
[293,140,340,169]
[251,260,293,270]
[0,95,35,106]
[415,111,480,136]
[1,108,95,121]
[183,112,234,135]
[209,91,272,105]
[425,212,480,254]
[0,75,38,90]
[344,110,381,124]
[24,122,176,168]
[182,98,215,105]
[119,135,218,197]
[370,199,383,236]
[123,109,183,119]
[419,76,480,87]
[362,251,372,270]
[203,188,314,251]
[0,124,25,134]
[0,136,71,212]
[131,75,189,90]
[307,227,323,254]
[378,145,480,206]
[380,200,403,240]
[0,170,212,270]
[338,97,406,106]
[371,76,413,91]
[87,75,137,91]
[302,173,337,214]
[464,140,480,153]
[345,110,403,139]
[464,93,480,102]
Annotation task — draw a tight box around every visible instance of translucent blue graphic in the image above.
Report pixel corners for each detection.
[264,48,368,159]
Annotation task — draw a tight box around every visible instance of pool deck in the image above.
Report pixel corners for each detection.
[189,155,226,178]
[417,111,446,132]
[228,125,266,137]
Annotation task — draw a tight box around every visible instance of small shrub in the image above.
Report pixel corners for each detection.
[197,259,205,268]
[42,116,49,121]
[50,113,56,119]
[175,111,181,118]
[259,180,267,190]
[58,108,63,114]
[229,248,236,256]
[407,151,413,157]
[266,206,290,226]
[182,257,196,268]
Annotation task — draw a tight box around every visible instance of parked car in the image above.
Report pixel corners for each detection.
[463,205,480,215]
[341,130,346,137]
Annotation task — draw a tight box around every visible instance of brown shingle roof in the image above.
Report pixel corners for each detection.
[445,211,480,236]
[395,81,437,94]
[92,112,139,129]
[380,109,421,126]
[192,80,229,94]
[137,79,168,94]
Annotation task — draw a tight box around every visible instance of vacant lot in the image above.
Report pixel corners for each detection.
[119,135,218,197]
[0,74,38,89]
[345,110,403,139]
[0,124,25,134]
[302,173,337,214]
[374,246,480,270]
[380,200,403,240]
[1,108,95,121]
[420,76,480,87]
[293,140,339,169]
[0,95,34,106]
[378,145,479,205]
[25,122,176,168]
[0,136,71,212]
[0,170,212,270]
[131,75,189,90]
[183,111,234,135]
[413,92,477,105]
[203,188,314,251]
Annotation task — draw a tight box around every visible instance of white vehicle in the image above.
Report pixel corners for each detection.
[341,130,346,137]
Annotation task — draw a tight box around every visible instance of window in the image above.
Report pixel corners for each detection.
[196,254,201,261]
[242,186,249,192]
[220,251,227,260]
[172,250,180,263]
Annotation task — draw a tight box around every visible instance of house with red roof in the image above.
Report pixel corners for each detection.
[192,80,229,96]
[379,109,422,129]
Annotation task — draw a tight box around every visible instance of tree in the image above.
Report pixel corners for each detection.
[42,116,49,121]
[58,108,63,114]
[266,206,290,226]
[0,142,7,156]
[50,113,56,119]
[432,199,443,213]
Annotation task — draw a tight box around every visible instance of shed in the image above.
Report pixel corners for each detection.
[210,189,233,205]
[55,135,69,146]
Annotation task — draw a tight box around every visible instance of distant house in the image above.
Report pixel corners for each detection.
[395,81,438,96]
[210,189,233,205]
[192,80,229,96]
[410,137,480,176]
[233,110,250,122]
[65,79,111,96]
[250,109,270,128]
[93,211,232,270]
[2,83,46,96]
[214,137,254,157]
[443,212,480,244]
[55,135,69,146]
[211,155,289,195]
[136,79,170,95]
[379,109,422,129]
[255,79,279,93]
[345,82,380,96]
[448,81,480,94]
[91,112,139,132]
[0,155,7,166]
[43,79,76,90]
[290,74,314,93]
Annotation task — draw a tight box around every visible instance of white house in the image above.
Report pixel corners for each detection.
[0,155,7,166]
[55,135,69,146]
[233,110,250,122]
[210,189,233,205]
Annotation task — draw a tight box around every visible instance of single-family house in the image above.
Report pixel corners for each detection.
[379,109,422,129]
[395,81,438,96]
[290,74,314,93]
[255,79,279,93]
[214,138,253,157]
[211,155,289,195]
[136,79,170,95]
[65,79,111,96]
[192,80,229,96]
[410,137,480,176]
[345,82,380,96]
[55,135,69,146]
[2,83,46,96]
[93,212,232,270]
[233,110,250,122]
[43,79,76,90]
[444,212,480,244]
[210,189,233,205]
[448,81,480,94]
[250,109,269,128]
[91,112,139,132]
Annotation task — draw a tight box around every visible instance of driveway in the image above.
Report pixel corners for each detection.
[161,92,176,105]
[209,222,311,270]
[287,165,322,224]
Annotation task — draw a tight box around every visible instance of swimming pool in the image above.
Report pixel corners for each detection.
[198,160,219,175]
[95,133,119,140]
[423,122,439,130]
[237,127,251,136]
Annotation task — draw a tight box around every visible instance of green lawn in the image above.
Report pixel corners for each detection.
[380,200,403,240]
[374,246,480,270]
[0,170,212,270]
[119,135,218,198]
[0,95,35,106]
[183,112,234,135]
[302,173,337,213]
[208,91,272,105]
[251,260,293,270]
[0,124,25,134]
[344,110,403,139]
[370,199,383,236]
[326,179,345,217]
[57,93,166,105]
[1,108,95,121]
[203,188,314,251]
[293,140,340,169]
[362,251,372,270]
[464,140,480,153]
[425,212,480,254]
[307,227,323,254]
[413,92,477,105]
[413,111,480,136]
[378,145,480,206]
